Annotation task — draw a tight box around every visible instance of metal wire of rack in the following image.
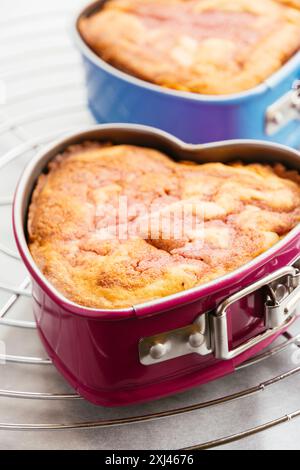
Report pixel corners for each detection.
[1,2,300,451]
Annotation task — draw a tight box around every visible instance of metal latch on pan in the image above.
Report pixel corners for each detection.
[139,262,300,365]
[266,80,300,135]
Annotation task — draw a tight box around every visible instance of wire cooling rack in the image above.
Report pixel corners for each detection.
[1,1,300,450]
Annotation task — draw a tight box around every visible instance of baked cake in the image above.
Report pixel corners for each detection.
[78,0,300,95]
[27,143,300,309]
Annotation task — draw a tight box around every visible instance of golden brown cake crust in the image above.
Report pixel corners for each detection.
[28,143,300,309]
[78,0,300,95]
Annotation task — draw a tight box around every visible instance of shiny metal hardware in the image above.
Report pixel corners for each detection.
[139,313,212,365]
[140,262,300,365]
[213,263,300,360]
[265,80,300,135]
[265,269,300,329]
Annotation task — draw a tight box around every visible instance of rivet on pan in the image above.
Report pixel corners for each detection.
[269,111,283,125]
[149,342,169,360]
[290,93,300,111]
[189,332,205,349]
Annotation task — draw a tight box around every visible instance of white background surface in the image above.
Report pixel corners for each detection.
[1,0,300,450]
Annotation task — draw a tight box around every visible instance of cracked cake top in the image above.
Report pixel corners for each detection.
[27,143,300,309]
[78,0,300,95]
